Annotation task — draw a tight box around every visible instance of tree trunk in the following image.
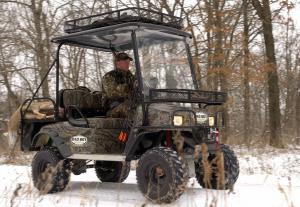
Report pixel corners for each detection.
[283,11,294,137]
[296,70,300,139]
[212,0,229,142]
[251,0,283,147]
[261,4,282,147]
[31,0,50,97]
[205,0,214,90]
[242,0,251,145]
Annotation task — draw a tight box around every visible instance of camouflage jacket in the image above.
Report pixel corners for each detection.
[102,69,135,106]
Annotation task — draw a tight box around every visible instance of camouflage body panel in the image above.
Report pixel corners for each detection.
[39,118,126,154]
[102,69,135,107]
[134,103,196,127]
[106,99,133,118]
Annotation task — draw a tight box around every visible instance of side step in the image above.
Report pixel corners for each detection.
[67,154,126,161]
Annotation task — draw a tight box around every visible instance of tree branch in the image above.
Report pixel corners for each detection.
[0,0,31,8]
[251,0,265,20]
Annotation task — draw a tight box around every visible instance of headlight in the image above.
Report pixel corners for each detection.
[209,116,215,126]
[173,115,183,126]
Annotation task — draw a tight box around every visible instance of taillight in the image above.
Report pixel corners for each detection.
[215,129,220,144]
[208,128,220,145]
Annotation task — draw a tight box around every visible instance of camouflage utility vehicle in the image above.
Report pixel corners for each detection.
[20,8,239,203]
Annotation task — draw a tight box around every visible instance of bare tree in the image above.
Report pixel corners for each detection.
[251,0,283,147]
[296,64,300,139]
[242,0,251,145]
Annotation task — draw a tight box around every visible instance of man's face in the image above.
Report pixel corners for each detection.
[116,59,130,71]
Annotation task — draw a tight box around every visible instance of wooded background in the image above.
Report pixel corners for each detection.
[0,0,299,149]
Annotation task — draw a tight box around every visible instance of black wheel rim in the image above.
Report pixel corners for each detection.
[37,160,50,177]
[35,159,54,191]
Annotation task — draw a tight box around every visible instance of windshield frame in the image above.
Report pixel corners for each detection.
[131,29,198,97]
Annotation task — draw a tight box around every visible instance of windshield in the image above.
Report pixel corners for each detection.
[137,31,195,95]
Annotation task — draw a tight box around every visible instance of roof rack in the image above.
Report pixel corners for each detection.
[64,7,183,34]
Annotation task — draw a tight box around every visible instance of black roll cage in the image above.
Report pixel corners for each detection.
[23,24,201,124]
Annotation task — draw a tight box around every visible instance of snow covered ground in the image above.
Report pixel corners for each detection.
[0,146,299,207]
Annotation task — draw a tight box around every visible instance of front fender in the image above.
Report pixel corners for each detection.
[32,131,73,158]
[124,130,161,160]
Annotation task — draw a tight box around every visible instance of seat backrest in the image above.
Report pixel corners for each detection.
[62,87,104,117]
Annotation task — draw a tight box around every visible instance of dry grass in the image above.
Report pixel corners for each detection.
[1,164,296,207]
[0,133,9,153]
[278,183,295,207]
[201,143,213,189]
[0,132,34,165]
[0,150,33,165]
[10,183,22,207]
[1,133,299,206]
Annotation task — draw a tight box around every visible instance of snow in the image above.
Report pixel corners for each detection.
[0,147,300,207]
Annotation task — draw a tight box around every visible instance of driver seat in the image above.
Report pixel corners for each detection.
[61,86,105,118]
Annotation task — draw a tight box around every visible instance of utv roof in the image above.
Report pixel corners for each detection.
[51,8,192,51]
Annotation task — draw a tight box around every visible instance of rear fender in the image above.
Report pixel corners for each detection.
[32,131,72,158]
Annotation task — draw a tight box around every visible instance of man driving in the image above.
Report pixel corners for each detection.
[102,52,135,117]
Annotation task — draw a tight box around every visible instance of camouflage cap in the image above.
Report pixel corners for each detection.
[115,52,133,61]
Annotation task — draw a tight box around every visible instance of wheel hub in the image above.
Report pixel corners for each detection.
[155,166,164,177]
